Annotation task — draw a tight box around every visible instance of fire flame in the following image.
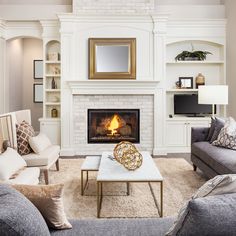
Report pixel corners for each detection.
[108,114,120,135]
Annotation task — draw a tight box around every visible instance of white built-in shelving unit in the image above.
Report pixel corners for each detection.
[165,39,226,152]
[39,21,61,145]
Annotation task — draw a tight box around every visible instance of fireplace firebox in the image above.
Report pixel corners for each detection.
[88,109,140,143]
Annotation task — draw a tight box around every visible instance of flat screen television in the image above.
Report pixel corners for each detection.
[174,94,215,117]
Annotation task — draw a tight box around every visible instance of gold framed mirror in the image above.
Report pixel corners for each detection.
[89,38,136,80]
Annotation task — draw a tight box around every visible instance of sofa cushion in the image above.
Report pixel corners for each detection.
[12,184,72,230]
[6,167,40,185]
[212,117,236,150]
[210,117,225,143]
[0,184,50,236]
[16,120,35,155]
[50,217,175,236]
[23,145,60,167]
[192,142,236,174]
[29,133,52,154]
[0,147,27,181]
[174,193,236,236]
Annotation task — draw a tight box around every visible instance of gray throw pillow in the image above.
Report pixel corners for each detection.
[176,193,236,236]
[210,117,225,143]
[206,117,216,141]
[0,184,50,236]
[166,174,236,236]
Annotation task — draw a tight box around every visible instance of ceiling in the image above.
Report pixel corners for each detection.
[0,0,72,4]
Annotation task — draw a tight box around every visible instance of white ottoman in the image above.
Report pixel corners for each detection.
[81,156,101,195]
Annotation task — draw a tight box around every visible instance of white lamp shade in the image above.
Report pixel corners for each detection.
[198,85,228,105]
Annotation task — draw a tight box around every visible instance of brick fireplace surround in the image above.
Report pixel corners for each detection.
[61,81,165,156]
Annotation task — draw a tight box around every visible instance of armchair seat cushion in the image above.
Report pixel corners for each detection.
[23,145,60,167]
[6,167,40,185]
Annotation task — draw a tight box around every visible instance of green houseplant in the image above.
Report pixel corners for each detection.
[175,44,212,61]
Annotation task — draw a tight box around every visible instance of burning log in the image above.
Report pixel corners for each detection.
[117,125,132,136]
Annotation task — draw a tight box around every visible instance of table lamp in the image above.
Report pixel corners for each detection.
[198,85,228,117]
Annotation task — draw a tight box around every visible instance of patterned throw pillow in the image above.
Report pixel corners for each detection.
[16,121,35,155]
[212,117,236,150]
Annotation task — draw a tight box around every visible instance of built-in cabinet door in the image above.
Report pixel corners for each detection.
[166,121,187,147]
[40,120,61,145]
[186,121,210,146]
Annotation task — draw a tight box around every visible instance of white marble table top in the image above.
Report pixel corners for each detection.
[97,151,163,182]
[81,156,101,170]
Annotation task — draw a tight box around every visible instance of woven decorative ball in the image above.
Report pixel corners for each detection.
[113,141,143,171]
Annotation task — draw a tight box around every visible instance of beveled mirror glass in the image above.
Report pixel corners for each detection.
[89,38,136,79]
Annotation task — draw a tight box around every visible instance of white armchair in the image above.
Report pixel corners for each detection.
[3,110,60,184]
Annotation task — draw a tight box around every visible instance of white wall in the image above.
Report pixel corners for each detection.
[22,38,43,131]
[224,0,236,118]
[6,38,43,131]
[7,38,23,112]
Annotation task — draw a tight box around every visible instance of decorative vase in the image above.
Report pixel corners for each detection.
[195,73,205,88]
[51,77,56,89]
[51,108,58,118]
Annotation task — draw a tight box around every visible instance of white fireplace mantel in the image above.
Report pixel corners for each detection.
[60,79,166,156]
[67,80,160,95]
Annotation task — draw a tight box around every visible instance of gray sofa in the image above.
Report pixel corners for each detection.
[0,183,174,236]
[191,127,236,178]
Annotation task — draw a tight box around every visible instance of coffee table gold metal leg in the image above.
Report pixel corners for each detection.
[97,182,100,218]
[81,170,84,195]
[127,182,130,195]
[160,181,163,217]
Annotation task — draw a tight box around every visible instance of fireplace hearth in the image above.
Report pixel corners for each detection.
[88,109,140,143]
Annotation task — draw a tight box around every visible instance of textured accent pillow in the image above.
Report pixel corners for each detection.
[12,184,72,230]
[166,174,236,236]
[176,193,236,236]
[0,184,50,236]
[29,133,52,154]
[206,116,216,141]
[0,147,27,181]
[209,117,225,143]
[16,120,35,155]
[212,117,236,150]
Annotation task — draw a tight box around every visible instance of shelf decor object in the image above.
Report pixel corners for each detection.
[195,73,205,88]
[198,85,228,117]
[179,77,193,89]
[51,108,58,118]
[113,141,143,171]
[175,44,212,61]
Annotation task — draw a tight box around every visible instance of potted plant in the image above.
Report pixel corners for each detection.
[175,44,212,61]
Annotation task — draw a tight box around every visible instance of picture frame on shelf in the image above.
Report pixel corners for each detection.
[179,77,193,89]
[33,60,43,79]
[33,84,43,103]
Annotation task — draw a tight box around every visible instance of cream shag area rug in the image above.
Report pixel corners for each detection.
[41,158,206,219]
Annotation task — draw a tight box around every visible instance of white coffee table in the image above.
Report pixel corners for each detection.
[96,151,164,218]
